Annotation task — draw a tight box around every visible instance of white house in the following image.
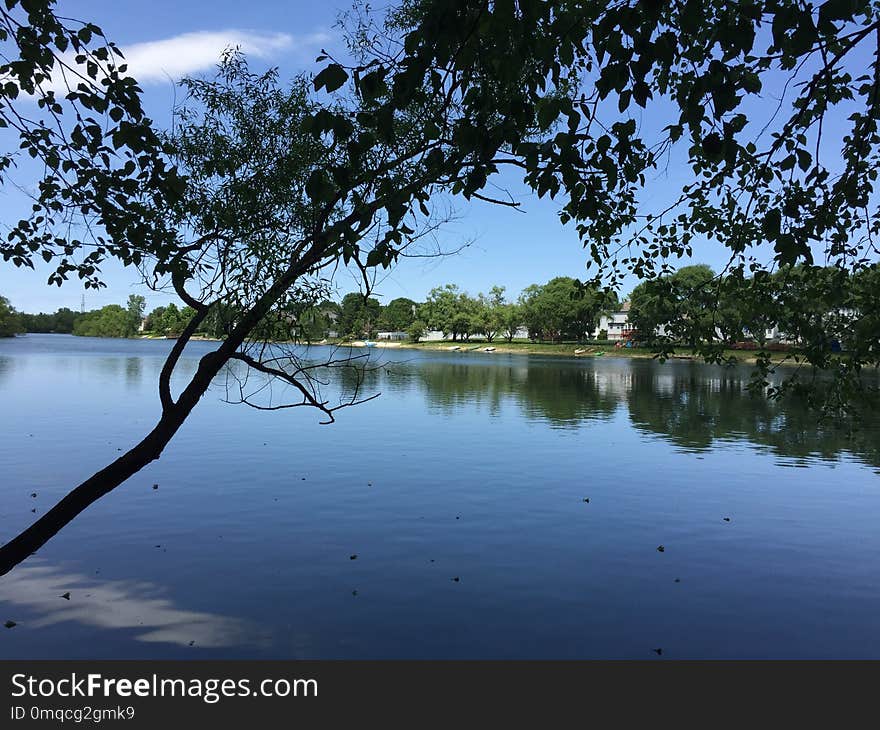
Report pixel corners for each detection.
[598,301,637,341]
[377,331,408,341]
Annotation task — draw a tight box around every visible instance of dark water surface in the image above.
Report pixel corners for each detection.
[0,334,878,658]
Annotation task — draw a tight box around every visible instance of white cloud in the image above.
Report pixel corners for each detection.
[118,29,326,84]
[8,28,333,100]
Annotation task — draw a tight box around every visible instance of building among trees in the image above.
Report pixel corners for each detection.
[598,301,635,341]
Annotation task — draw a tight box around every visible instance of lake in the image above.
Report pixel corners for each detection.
[0,334,878,658]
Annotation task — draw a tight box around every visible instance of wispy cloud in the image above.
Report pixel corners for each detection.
[8,28,333,101]
[118,29,330,84]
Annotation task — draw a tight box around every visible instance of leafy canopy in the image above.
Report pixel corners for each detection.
[0,0,183,288]
[314,0,880,408]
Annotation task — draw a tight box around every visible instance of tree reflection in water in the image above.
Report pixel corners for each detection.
[371,354,880,468]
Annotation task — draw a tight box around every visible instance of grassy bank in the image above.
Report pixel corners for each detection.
[338,339,798,365]
[134,332,797,366]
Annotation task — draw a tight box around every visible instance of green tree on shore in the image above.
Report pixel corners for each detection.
[73,305,129,337]
[520,277,609,342]
[420,284,464,340]
[339,293,382,338]
[629,265,717,347]
[125,295,146,337]
[144,306,166,333]
[500,303,523,342]
[407,319,427,342]
[471,286,507,342]
[380,297,418,331]
[0,295,22,337]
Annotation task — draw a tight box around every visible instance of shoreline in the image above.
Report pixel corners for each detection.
[17,332,798,367]
[336,339,798,365]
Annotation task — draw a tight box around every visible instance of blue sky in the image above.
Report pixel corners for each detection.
[0,0,863,313]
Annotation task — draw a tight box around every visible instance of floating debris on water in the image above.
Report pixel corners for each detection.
[4,620,16,629]
[349,554,358,560]
[656,545,665,553]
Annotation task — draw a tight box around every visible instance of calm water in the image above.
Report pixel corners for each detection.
[0,334,878,658]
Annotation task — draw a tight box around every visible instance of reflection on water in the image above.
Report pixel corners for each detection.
[0,562,265,649]
[413,361,619,425]
[376,355,879,468]
[1,335,879,659]
[125,356,143,388]
[6,335,873,469]
[0,354,13,386]
[624,366,880,466]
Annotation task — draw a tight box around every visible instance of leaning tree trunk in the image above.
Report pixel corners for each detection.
[0,226,335,577]
[0,348,224,577]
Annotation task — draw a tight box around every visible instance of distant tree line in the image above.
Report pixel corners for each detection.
[6,263,877,351]
[72,295,146,338]
[0,295,146,338]
[142,302,198,337]
[5,277,618,344]
[15,306,79,334]
[1,295,147,338]
[334,278,619,344]
[416,278,618,343]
